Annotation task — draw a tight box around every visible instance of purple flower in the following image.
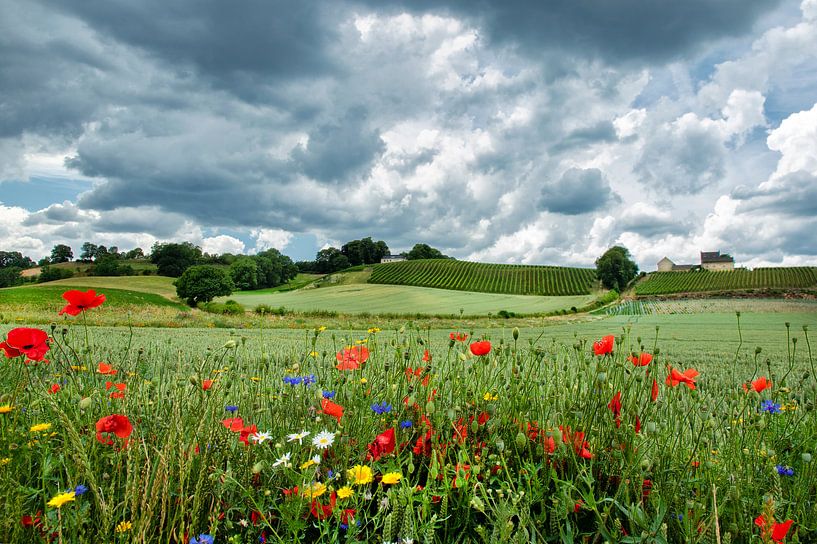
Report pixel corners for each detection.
[400,420,413,429]
[371,402,392,415]
[189,535,214,544]
[322,390,336,399]
[225,405,238,413]
[776,464,794,476]
[73,484,88,496]
[761,400,781,414]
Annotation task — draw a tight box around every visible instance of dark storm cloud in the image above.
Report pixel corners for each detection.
[538,168,617,215]
[40,0,340,94]
[290,108,385,182]
[733,171,817,217]
[359,0,782,65]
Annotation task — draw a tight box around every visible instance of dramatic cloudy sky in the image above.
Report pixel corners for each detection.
[2,0,816,269]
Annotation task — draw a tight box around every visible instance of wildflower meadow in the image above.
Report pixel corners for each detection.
[1,289,815,543]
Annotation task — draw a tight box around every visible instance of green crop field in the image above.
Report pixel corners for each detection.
[636,267,817,295]
[601,298,817,316]
[222,283,597,316]
[26,275,179,298]
[368,259,597,296]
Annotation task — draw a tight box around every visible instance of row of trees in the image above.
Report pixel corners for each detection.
[297,240,450,274]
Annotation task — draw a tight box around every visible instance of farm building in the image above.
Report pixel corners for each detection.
[380,254,407,263]
[700,251,735,271]
[656,251,734,272]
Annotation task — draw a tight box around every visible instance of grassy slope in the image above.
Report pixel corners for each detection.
[636,267,817,295]
[28,276,179,298]
[222,282,596,316]
[0,285,185,311]
[20,259,157,277]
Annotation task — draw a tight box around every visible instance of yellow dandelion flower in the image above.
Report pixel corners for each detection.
[30,423,52,433]
[337,486,354,499]
[116,521,133,533]
[381,471,402,485]
[47,491,76,508]
[310,351,320,357]
[355,338,368,345]
[0,457,11,466]
[302,482,327,499]
[317,326,327,332]
[367,327,381,334]
[250,377,261,382]
[483,392,498,401]
[347,465,373,486]
[0,404,13,414]
[360,378,368,385]
[300,459,316,470]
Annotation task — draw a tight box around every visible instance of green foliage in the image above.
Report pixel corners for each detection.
[341,236,389,266]
[637,267,817,295]
[315,247,350,274]
[369,259,596,295]
[49,243,73,263]
[406,243,448,260]
[150,242,203,277]
[229,257,258,290]
[0,251,36,269]
[198,299,245,315]
[174,265,234,306]
[37,265,74,283]
[595,246,639,291]
[89,255,135,277]
[0,267,22,288]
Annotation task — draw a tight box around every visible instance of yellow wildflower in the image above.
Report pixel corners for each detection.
[381,472,402,485]
[360,378,368,385]
[250,377,261,382]
[0,457,11,466]
[70,365,87,371]
[336,486,354,499]
[302,482,327,499]
[0,404,13,414]
[367,327,381,334]
[116,521,133,533]
[300,459,316,470]
[30,423,52,433]
[355,338,368,345]
[317,326,327,332]
[347,465,373,486]
[310,351,320,357]
[47,491,76,508]
[483,392,498,401]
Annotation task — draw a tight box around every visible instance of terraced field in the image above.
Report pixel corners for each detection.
[600,298,817,316]
[368,259,597,295]
[636,267,817,295]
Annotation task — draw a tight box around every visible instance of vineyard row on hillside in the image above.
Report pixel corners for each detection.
[636,267,817,295]
[368,259,596,296]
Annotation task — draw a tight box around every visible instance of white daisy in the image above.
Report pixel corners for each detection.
[272,452,292,468]
[312,430,335,449]
[287,430,310,444]
[311,454,321,465]
[251,431,273,444]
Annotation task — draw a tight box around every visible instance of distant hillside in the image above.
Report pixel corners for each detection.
[368,259,597,296]
[636,267,817,296]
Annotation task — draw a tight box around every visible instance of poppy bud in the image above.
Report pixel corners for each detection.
[78,397,92,410]
[512,327,519,340]
[446,409,456,421]
[515,432,527,449]
[802,453,812,463]
[425,401,435,413]
[223,340,237,349]
[646,422,657,433]
[495,438,505,452]
[470,420,479,435]
[755,346,762,354]
[252,462,264,474]
[597,372,607,383]
[640,458,652,470]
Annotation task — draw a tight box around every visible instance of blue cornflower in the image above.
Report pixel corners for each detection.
[322,390,336,399]
[371,402,393,415]
[302,374,317,386]
[189,535,214,544]
[283,376,303,386]
[73,484,88,496]
[761,400,781,414]
[400,420,413,429]
[776,464,795,476]
[225,405,238,413]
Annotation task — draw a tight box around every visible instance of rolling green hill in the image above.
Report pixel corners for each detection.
[636,267,817,295]
[368,259,597,296]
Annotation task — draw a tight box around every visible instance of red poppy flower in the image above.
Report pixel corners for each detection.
[422,349,432,362]
[222,417,245,432]
[666,367,699,390]
[749,376,772,393]
[628,352,653,366]
[635,415,642,434]
[3,328,50,361]
[58,289,106,316]
[642,479,652,502]
[97,362,118,375]
[755,514,793,543]
[560,426,593,459]
[202,379,213,391]
[238,424,257,445]
[651,378,659,402]
[320,398,344,423]
[607,391,622,428]
[310,491,337,520]
[593,335,615,356]
[95,414,133,445]
[335,345,369,371]
[469,340,492,356]
[367,428,396,461]
[449,332,468,342]
[48,383,61,394]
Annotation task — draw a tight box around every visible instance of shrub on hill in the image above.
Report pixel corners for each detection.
[37,266,74,283]
[174,265,234,306]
